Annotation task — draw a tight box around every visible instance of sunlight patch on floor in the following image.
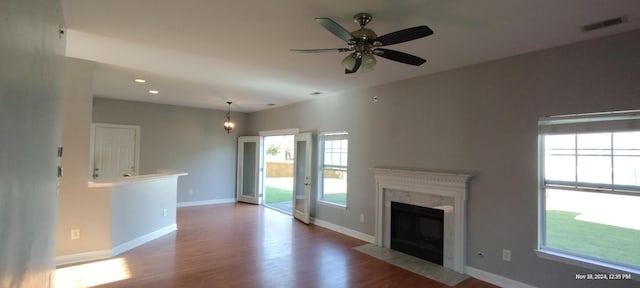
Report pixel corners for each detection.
[55,258,131,288]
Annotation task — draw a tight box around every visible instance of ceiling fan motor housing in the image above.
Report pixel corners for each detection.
[351,28,377,41]
[354,13,373,27]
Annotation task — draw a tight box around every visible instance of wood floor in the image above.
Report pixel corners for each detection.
[85,203,499,288]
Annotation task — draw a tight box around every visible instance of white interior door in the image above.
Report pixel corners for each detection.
[92,124,139,180]
[237,136,262,204]
[293,132,312,224]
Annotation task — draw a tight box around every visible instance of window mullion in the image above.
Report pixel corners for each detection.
[574,134,578,184]
[610,133,615,187]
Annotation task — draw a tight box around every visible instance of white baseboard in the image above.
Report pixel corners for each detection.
[111,224,177,256]
[56,249,111,266]
[56,225,177,266]
[177,198,236,207]
[310,217,376,243]
[466,266,537,288]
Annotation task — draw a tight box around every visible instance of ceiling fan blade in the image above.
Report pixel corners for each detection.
[376,26,434,46]
[315,18,353,42]
[374,48,426,66]
[290,48,351,53]
[345,57,362,74]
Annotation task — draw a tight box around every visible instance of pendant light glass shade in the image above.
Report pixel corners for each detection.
[342,52,376,73]
[223,101,234,134]
[341,54,357,70]
[361,53,376,72]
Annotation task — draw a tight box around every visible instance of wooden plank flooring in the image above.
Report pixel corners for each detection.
[85,203,499,288]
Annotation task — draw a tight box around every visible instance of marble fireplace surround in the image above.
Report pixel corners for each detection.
[373,168,472,274]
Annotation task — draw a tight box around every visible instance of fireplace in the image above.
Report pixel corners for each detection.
[373,168,472,273]
[391,202,444,265]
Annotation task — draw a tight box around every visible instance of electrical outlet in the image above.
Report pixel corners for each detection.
[359,214,365,222]
[502,249,511,262]
[163,208,168,217]
[70,229,81,240]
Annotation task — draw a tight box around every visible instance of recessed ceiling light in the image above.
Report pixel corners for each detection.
[134,79,146,83]
[148,90,159,94]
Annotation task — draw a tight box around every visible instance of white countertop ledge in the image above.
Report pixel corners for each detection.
[88,171,188,188]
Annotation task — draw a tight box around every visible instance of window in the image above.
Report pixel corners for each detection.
[538,110,640,275]
[319,132,348,206]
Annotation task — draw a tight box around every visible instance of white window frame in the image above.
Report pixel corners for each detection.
[318,131,349,208]
[536,110,640,278]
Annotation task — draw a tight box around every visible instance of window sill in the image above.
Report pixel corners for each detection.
[318,200,347,209]
[535,249,640,279]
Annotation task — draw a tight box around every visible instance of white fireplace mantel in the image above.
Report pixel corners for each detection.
[373,168,472,273]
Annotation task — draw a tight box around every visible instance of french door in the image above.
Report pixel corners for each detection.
[292,133,312,224]
[236,132,312,223]
[236,136,262,204]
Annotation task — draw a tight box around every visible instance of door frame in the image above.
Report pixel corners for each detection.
[89,123,141,178]
[238,128,315,217]
[293,132,312,224]
[236,136,262,204]
[259,128,299,206]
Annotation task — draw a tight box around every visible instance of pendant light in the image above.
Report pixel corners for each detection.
[223,101,235,134]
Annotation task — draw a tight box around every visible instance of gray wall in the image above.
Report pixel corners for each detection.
[0,0,65,287]
[110,178,178,246]
[248,30,640,288]
[57,58,111,257]
[93,98,248,203]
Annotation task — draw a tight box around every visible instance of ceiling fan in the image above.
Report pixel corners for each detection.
[291,13,434,74]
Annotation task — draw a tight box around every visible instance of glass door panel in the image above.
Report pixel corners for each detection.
[237,136,261,204]
[293,133,312,223]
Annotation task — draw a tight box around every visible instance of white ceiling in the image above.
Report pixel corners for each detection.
[62,0,640,112]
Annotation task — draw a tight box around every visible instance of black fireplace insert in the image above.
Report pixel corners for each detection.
[390,201,444,265]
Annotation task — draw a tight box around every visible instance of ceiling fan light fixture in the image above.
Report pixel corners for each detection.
[293,13,431,73]
[361,53,376,72]
[341,54,357,70]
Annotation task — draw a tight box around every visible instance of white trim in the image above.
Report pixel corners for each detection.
[56,249,111,266]
[535,249,640,279]
[177,198,236,207]
[88,172,187,188]
[90,123,141,179]
[259,128,299,136]
[56,226,178,266]
[373,168,472,274]
[318,131,350,208]
[292,132,313,224]
[539,109,640,134]
[237,136,262,204]
[111,224,177,256]
[317,199,347,209]
[310,217,375,243]
[466,266,537,288]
